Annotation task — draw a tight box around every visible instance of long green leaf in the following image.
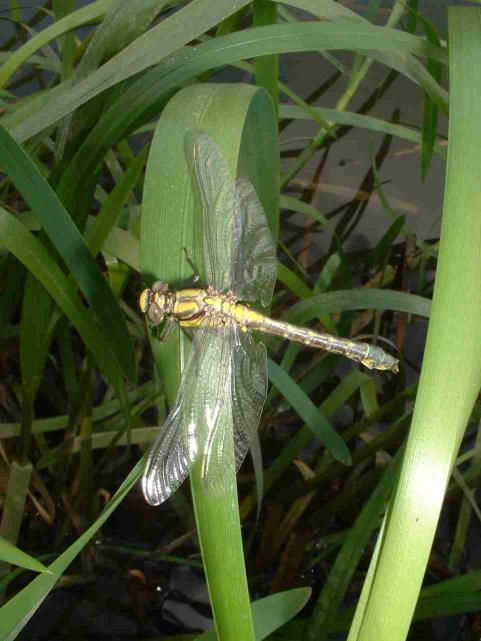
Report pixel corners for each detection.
[54,22,446,221]
[278,105,446,158]
[253,0,279,110]
[0,124,135,382]
[305,453,401,640]
[0,459,144,640]
[197,587,312,640]
[61,0,171,161]
[0,538,50,575]
[240,371,369,519]
[0,0,117,88]
[348,9,481,640]
[0,209,126,410]
[285,289,431,325]
[268,360,351,465]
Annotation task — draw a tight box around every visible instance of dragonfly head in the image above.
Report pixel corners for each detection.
[139,281,169,325]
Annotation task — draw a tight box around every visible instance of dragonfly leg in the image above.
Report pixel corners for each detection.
[182,247,200,284]
[159,318,175,343]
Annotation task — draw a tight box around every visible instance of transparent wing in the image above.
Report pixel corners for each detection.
[231,179,277,307]
[198,325,268,496]
[188,133,276,305]
[231,328,268,472]
[142,317,233,506]
[188,132,236,293]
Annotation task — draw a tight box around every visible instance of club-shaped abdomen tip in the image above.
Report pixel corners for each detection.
[364,345,399,373]
[380,350,399,373]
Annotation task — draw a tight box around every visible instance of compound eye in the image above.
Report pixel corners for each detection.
[151,280,168,294]
[147,303,163,325]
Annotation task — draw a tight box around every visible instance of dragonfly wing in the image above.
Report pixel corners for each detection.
[188,133,276,305]
[189,132,236,293]
[196,322,235,497]
[231,327,268,471]
[231,179,277,307]
[199,325,268,496]
[142,317,232,505]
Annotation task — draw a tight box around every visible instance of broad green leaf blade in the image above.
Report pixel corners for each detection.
[0,537,49,575]
[349,8,481,640]
[0,459,144,641]
[276,263,312,300]
[197,587,312,640]
[141,83,278,641]
[0,124,135,382]
[268,360,351,465]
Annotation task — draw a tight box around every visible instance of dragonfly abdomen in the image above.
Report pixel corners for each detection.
[249,315,399,373]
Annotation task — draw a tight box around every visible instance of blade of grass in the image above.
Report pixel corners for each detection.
[420,15,443,178]
[278,105,447,159]
[0,209,127,415]
[348,9,481,640]
[268,359,351,465]
[284,288,431,325]
[197,587,312,640]
[0,463,33,586]
[0,537,50,575]
[0,458,144,640]
[304,451,402,641]
[253,0,279,112]
[240,370,370,519]
[0,123,135,383]
[0,0,117,88]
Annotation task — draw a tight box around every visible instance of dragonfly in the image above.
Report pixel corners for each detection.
[140,133,399,506]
